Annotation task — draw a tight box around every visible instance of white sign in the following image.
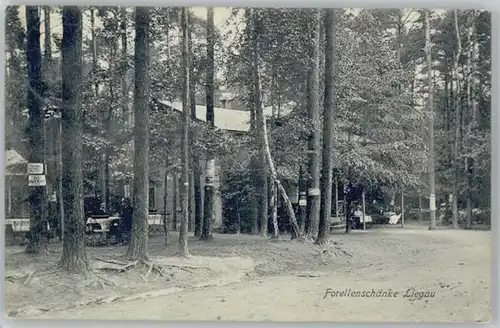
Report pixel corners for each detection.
[28,174,47,186]
[299,199,307,206]
[49,192,57,202]
[308,188,320,196]
[448,194,453,203]
[429,194,436,211]
[27,163,44,175]
[124,185,131,198]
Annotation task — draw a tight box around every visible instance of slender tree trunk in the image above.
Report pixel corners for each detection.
[193,164,203,237]
[298,166,307,234]
[317,8,335,245]
[400,191,404,228]
[172,175,178,230]
[306,9,321,238]
[201,7,215,241]
[163,169,169,245]
[25,6,48,254]
[451,10,462,230]
[465,17,475,230]
[270,181,279,238]
[120,7,131,126]
[59,6,88,272]
[179,7,190,256]
[126,7,150,261]
[188,23,203,237]
[90,9,99,97]
[262,109,301,239]
[425,10,437,230]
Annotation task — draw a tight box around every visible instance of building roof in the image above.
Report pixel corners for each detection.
[5,149,27,176]
[158,100,294,132]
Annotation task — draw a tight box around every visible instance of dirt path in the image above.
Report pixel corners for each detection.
[31,229,491,323]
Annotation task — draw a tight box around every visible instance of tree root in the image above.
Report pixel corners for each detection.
[93,257,166,282]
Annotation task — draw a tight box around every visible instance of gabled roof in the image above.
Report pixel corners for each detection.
[158,100,294,132]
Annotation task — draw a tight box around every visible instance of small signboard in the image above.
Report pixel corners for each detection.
[308,188,320,196]
[429,194,436,211]
[27,163,44,175]
[299,199,307,206]
[28,174,47,186]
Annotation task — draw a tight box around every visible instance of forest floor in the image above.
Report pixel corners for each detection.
[3,222,491,322]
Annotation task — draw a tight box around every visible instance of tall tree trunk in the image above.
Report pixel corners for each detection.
[465,16,477,230]
[188,23,203,237]
[201,7,215,241]
[43,7,52,61]
[425,10,437,230]
[59,6,88,272]
[179,7,190,256]
[172,174,178,230]
[126,7,150,261]
[249,8,268,237]
[306,9,321,238]
[120,7,131,126]
[43,6,62,238]
[298,166,307,234]
[90,8,99,97]
[451,10,462,230]
[25,6,48,254]
[317,8,335,246]
[163,169,169,245]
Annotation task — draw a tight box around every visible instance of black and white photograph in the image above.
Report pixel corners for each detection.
[3,6,492,322]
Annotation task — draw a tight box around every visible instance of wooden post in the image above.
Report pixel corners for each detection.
[401,191,405,228]
[362,189,366,230]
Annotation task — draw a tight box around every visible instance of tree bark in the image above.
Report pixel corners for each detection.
[126,7,150,261]
[179,7,190,256]
[451,10,462,230]
[120,7,131,126]
[425,10,437,230]
[249,8,268,237]
[306,9,322,238]
[59,6,88,272]
[43,6,62,239]
[270,180,279,238]
[25,6,48,254]
[298,166,307,234]
[188,24,203,238]
[172,174,178,230]
[90,8,99,97]
[201,7,215,241]
[187,22,202,235]
[163,169,169,245]
[317,8,335,246]
[465,17,475,230]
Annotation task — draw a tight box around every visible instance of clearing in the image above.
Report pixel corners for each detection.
[3,224,491,322]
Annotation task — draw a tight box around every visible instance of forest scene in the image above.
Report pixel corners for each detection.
[3,6,491,322]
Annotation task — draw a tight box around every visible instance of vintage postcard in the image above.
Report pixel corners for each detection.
[3,6,491,322]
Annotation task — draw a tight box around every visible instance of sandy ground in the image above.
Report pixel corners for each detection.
[4,224,491,323]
